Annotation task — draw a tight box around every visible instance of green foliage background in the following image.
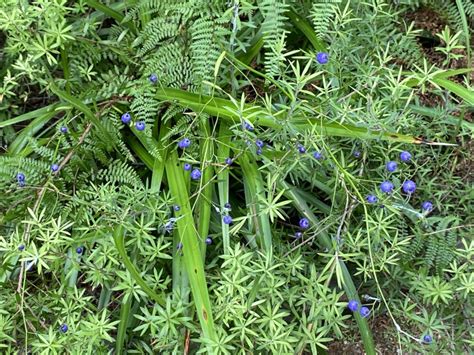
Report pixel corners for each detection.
[0,0,472,353]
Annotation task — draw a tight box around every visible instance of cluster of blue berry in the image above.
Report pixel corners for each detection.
[365,151,433,213]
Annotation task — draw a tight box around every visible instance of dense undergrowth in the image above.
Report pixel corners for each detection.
[0,0,473,354]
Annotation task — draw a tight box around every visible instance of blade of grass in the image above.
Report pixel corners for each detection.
[286,9,326,52]
[197,119,215,260]
[113,225,165,306]
[165,151,216,343]
[85,0,137,34]
[455,0,471,83]
[240,153,273,253]
[155,87,426,144]
[0,103,60,129]
[216,123,232,252]
[7,110,59,155]
[116,294,133,354]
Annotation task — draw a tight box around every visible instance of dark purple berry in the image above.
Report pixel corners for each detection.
[16,173,25,182]
[121,112,131,124]
[18,181,26,187]
[255,139,264,148]
[149,73,158,83]
[76,246,83,254]
[298,144,306,154]
[184,163,192,171]
[18,244,25,251]
[178,138,191,149]
[173,205,180,211]
[313,151,323,160]
[366,195,378,204]
[135,121,145,131]
[223,215,233,225]
[422,334,432,344]
[359,306,370,318]
[299,217,310,229]
[60,126,68,133]
[380,181,394,194]
[60,324,68,333]
[421,201,433,212]
[294,232,303,239]
[256,148,262,155]
[190,168,201,180]
[225,157,233,165]
[205,237,212,245]
[224,202,231,210]
[400,151,412,162]
[402,180,416,194]
[386,161,397,172]
[316,52,329,64]
[347,300,359,312]
[353,150,361,158]
[244,122,254,131]
[51,164,59,172]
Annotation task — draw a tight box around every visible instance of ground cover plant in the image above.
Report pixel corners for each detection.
[0,0,473,353]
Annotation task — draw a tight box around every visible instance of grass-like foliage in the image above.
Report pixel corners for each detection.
[0,0,472,353]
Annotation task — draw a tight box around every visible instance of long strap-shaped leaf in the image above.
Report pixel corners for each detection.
[165,151,217,343]
[113,225,165,306]
[155,88,423,144]
[240,153,273,253]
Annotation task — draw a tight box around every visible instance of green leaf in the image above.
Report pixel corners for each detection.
[165,151,217,343]
[113,226,165,306]
[155,88,424,144]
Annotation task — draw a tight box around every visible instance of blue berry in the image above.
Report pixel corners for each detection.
[121,112,131,124]
[51,164,59,172]
[256,148,262,155]
[76,246,83,254]
[380,181,394,194]
[386,161,397,172]
[347,300,359,312]
[298,144,306,154]
[184,163,192,171]
[313,151,323,160]
[18,181,26,187]
[366,195,378,204]
[135,121,146,131]
[173,205,180,211]
[190,168,201,180]
[402,180,416,194]
[353,150,361,158]
[421,201,433,212]
[359,306,370,318]
[294,231,303,239]
[205,237,212,245]
[400,151,412,162]
[422,334,432,344]
[60,324,68,333]
[18,244,25,252]
[223,215,233,225]
[60,126,68,133]
[244,122,254,131]
[178,138,191,149]
[16,172,25,182]
[177,242,183,250]
[149,73,158,84]
[299,217,310,229]
[255,139,265,148]
[316,52,329,64]
[224,202,231,210]
[225,157,233,165]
